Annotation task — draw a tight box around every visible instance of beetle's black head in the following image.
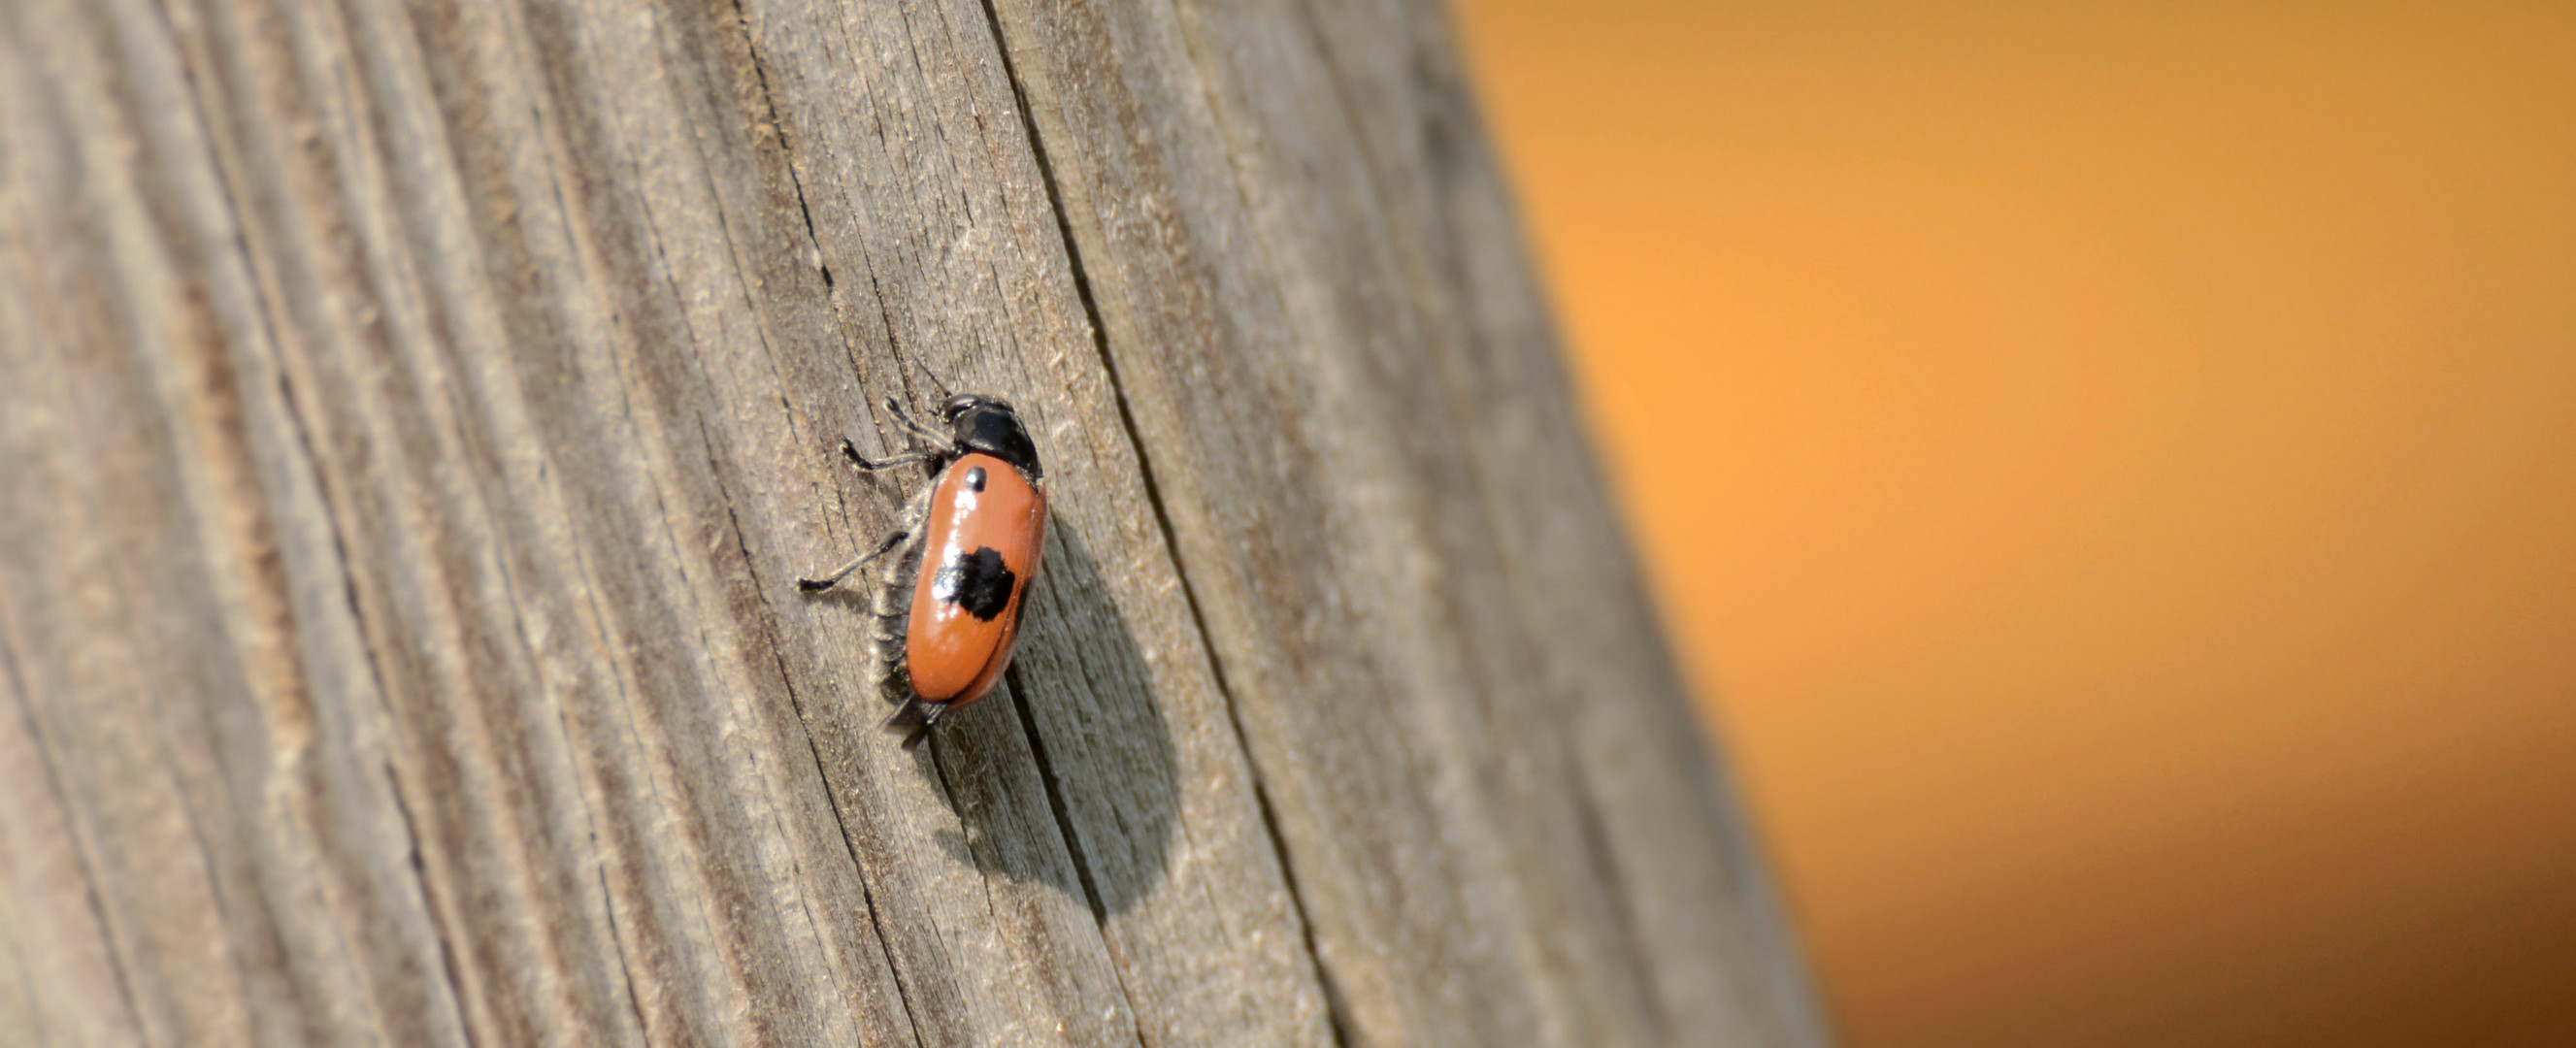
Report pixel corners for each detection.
[942,394,1042,479]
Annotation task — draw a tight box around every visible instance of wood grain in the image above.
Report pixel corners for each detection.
[0,0,1823,1044]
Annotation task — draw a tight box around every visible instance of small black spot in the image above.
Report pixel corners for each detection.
[932,546,1017,620]
[962,466,987,492]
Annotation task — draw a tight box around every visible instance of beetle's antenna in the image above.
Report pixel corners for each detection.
[895,343,955,402]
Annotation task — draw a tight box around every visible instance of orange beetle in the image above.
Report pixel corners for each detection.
[799,393,1046,746]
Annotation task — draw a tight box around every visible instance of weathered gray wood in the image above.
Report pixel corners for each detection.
[0,0,1823,1044]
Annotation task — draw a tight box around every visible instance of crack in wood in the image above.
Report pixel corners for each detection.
[384,763,483,1048]
[966,1,1358,1043]
[1001,665,1151,1048]
[0,626,150,1042]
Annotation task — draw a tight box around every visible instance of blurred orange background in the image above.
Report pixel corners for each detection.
[1449,2,2576,1044]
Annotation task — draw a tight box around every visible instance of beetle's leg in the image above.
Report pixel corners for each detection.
[883,697,943,749]
[883,396,952,446]
[797,527,910,593]
[834,397,953,473]
[841,438,936,473]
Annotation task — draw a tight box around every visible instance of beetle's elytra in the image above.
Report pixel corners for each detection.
[798,393,1046,748]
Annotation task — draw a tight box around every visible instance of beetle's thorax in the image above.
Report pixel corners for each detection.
[948,402,1041,480]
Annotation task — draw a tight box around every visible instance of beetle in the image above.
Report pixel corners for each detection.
[798,393,1046,747]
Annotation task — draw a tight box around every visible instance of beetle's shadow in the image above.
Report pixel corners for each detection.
[911,515,1178,915]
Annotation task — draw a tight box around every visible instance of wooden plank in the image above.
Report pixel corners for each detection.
[0,0,1823,1043]
[980,0,1830,1042]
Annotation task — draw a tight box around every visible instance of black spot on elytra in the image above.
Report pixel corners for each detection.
[932,546,1016,620]
[963,465,987,492]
